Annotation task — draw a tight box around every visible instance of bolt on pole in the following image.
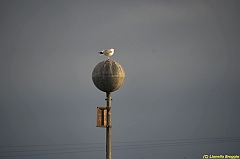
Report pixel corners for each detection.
[106,92,112,159]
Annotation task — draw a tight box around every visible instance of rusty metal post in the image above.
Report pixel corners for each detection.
[106,92,112,159]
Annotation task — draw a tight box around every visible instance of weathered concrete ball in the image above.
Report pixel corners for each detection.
[92,59,125,92]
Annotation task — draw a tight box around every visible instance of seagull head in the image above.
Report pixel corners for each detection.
[110,48,115,52]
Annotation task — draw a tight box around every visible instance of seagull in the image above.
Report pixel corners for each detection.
[98,48,115,59]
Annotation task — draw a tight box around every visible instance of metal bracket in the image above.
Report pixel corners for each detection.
[105,98,113,101]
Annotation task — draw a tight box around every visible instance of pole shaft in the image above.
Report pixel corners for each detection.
[106,92,112,159]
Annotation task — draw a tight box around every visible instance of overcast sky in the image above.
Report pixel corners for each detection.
[0,0,240,159]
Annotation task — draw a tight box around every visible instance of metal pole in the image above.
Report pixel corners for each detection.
[106,92,112,159]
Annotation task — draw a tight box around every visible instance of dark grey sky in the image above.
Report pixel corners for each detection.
[1,0,240,159]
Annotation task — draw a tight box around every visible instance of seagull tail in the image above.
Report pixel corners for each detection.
[99,52,104,56]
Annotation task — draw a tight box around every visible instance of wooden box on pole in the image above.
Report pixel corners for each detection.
[96,107,107,127]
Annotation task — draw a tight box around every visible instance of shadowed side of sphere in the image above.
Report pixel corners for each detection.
[92,59,125,92]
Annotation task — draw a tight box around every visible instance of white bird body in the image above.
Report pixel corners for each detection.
[99,48,115,59]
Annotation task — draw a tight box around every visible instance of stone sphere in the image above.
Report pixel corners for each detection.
[92,59,125,92]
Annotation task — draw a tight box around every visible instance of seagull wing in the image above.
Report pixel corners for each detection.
[105,49,112,53]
